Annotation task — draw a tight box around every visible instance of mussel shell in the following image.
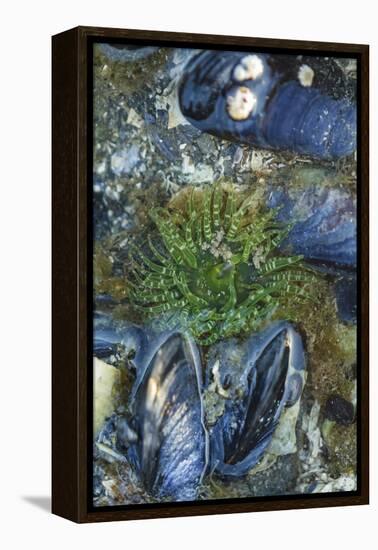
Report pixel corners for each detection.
[268,185,356,267]
[94,338,118,359]
[210,322,306,477]
[179,51,356,159]
[94,313,149,368]
[335,274,357,324]
[126,331,209,501]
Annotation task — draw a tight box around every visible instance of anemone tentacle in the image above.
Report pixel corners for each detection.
[129,183,319,343]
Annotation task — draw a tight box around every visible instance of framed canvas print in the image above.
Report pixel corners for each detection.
[52,26,369,523]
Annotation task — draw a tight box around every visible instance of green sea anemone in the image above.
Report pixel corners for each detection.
[128,183,317,344]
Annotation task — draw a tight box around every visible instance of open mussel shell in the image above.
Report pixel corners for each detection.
[124,331,209,501]
[210,322,306,477]
[179,51,356,159]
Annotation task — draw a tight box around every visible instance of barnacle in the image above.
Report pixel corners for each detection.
[128,183,318,344]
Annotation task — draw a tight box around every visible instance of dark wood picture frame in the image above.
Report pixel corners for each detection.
[52,26,369,523]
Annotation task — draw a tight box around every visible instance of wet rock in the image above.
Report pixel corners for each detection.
[248,454,300,496]
[99,44,159,63]
[325,395,355,425]
[110,144,140,176]
[93,358,121,437]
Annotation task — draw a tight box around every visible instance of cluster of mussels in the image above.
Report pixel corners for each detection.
[93,46,357,503]
[95,320,306,501]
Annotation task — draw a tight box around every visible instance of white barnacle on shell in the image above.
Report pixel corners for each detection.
[233,54,264,82]
[298,64,315,87]
[226,86,257,121]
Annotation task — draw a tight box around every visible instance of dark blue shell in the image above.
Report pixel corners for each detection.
[335,273,357,324]
[94,313,150,368]
[210,322,306,477]
[126,331,209,501]
[113,322,307,495]
[179,51,356,159]
[267,184,356,267]
[94,338,118,359]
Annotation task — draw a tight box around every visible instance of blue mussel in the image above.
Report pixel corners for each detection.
[268,183,356,267]
[267,182,357,323]
[179,51,356,159]
[107,321,306,501]
[208,322,306,477]
[125,331,209,501]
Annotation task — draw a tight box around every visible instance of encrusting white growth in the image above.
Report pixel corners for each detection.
[208,360,230,399]
[298,64,315,87]
[233,54,264,82]
[226,86,256,121]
